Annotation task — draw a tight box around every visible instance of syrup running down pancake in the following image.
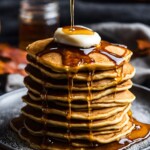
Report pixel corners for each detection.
[10,26,150,150]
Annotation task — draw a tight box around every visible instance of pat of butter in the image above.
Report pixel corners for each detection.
[54,26,101,48]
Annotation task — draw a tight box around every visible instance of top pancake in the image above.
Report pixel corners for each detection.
[26,38,133,72]
[27,55,135,81]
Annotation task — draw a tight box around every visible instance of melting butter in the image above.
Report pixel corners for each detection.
[54,26,101,48]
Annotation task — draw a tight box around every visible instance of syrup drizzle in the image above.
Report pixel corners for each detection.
[36,41,95,67]
[40,65,54,148]
[70,0,75,30]
[36,41,127,68]
[87,70,95,146]
[113,64,124,99]
[66,72,75,144]
[98,42,128,66]
[41,87,50,148]
[30,58,53,147]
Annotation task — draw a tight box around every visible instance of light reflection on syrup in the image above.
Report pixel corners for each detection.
[118,118,150,150]
[62,26,94,35]
[100,51,124,66]
[80,47,95,55]
[119,138,132,145]
[111,43,127,49]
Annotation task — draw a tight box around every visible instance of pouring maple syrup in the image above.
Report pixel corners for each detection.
[62,0,95,35]
[70,0,75,31]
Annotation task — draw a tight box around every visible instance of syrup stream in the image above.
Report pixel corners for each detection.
[70,0,75,30]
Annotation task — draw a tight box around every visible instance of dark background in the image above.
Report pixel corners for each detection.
[0,0,150,45]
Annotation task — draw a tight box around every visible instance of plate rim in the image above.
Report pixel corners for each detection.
[133,83,150,92]
[0,88,27,101]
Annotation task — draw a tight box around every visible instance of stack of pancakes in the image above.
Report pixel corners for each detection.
[10,39,136,149]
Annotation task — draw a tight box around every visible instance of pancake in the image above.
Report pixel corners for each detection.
[26,39,133,72]
[24,77,133,101]
[21,104,131,129]
[26,90,135,109]
[27,55,135,81]
[21,103,130,120]
[23,94,131,109]
[25,64,135,91]
[23,114,129,134]
[23,116,129,137]
[97,114,129,131]
[23,118,133,141]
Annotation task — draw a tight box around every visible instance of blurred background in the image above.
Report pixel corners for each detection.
[0,0,150,93]
[1,0,150,45]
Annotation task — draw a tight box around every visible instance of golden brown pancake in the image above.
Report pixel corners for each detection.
[27,55,135,81]
[26,39,133,72]
[23,90,135,109]
[25,64,135,91]
[24,77,133,102]
[21,104,130,120]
